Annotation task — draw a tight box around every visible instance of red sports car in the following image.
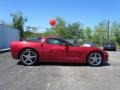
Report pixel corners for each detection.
[10,36,108,66]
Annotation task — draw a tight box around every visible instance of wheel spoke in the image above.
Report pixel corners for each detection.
[96,57,101,60]
[24,58,33,63]
[24,58,29,63]
[23,55,27,58]
[90,57,94,60]
[31,56,36,58]
[91,60,95,64]
[94,53,97,58]
[28,51,31,56]
[29,59,33,63]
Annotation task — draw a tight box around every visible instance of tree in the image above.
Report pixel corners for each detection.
[94,20,108,45]
[44,17,84,44]
[24,26,40,38]
[111,22,120,45]
[66,22,84,39]
[84,27,92,42]
[10,11,27,40]
[54,17,67,38]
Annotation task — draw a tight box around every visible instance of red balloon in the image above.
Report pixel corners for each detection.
[50,19,56,26]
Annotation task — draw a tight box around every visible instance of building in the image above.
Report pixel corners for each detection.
[0,24,19,50]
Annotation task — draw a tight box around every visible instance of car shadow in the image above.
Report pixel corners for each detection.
[38,62,87,67]
[102,62,110,67]
[17,61,110,67]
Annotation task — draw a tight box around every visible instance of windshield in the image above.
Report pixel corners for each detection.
[104,42,115,45]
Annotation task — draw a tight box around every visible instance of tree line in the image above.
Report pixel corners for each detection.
[0,11,120,46]
[42,17,120,46]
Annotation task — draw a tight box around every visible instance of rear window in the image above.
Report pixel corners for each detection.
[104,42,115,45]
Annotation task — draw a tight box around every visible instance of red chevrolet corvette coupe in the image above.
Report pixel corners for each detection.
[10,36,108,66]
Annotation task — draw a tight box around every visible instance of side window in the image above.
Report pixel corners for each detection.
[46,38,63,45]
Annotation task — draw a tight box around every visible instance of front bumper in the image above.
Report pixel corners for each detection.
[103,53,109,62]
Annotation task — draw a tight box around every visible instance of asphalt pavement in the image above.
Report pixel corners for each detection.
[0,51,120,90]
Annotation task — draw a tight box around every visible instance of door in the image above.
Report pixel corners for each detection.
[65,46,81,62]
[40,38,67,62]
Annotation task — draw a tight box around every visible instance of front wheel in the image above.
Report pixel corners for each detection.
[87,52,103,67]
[20,49,38,66]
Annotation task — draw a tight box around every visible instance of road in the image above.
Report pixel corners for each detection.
[0,51,120,90]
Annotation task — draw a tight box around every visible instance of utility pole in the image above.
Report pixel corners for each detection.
[108,20,110,42]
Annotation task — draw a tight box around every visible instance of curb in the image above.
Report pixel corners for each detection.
[0,48,10,53]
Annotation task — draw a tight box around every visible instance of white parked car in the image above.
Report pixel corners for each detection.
[83,42,96,47]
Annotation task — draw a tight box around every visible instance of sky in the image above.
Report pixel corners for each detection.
[0,0,120,32]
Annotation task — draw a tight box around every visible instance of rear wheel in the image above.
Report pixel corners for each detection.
[87,52,103,67]
[20,49,38,66]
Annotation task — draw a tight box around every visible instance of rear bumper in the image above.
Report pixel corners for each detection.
[10,50,19,60]
[11,54,19,59]
[103,47,116,50]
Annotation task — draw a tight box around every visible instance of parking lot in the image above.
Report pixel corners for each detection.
[0,51,120,90]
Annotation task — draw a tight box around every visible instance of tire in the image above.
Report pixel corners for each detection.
[20,49,38,66]
[103,48,106,51]
[87,52,103,67]
[113,49,116,51]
